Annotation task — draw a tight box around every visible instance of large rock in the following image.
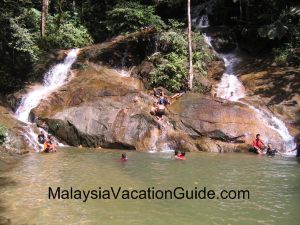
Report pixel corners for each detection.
[169,93,284,150]
[0,106,30,154]
[237,59,300,139]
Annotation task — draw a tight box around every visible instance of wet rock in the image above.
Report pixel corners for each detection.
[208,29,237,53]
[207,60,225,81]
[238,63,300,139]
[0,106,31,153]
[169,93,284,151]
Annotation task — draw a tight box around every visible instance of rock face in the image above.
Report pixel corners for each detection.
[0,106,30,154]
[237,59,300,139]
[168,93,283,150]
[206,28,237,53]
[30,61,285,152]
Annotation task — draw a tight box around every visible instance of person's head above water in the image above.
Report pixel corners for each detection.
[174,150,178,156]
[121,153,127,159]
[267,143,272,149]
[256,134,260,139]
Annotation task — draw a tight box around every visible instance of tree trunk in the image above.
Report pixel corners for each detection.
[239,0,243,21]
[187,0,193,90]
[41,0,49,39]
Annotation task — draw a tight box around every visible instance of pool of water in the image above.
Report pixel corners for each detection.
[0,148,299,225]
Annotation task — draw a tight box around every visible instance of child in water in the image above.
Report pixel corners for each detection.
[120,153,128,161]
[266,143,280,157]
[175,150,186,160]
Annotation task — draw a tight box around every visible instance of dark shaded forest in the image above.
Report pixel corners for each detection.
[0,0,299,94]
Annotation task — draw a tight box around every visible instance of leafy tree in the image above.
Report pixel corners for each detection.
[105,1,165,36]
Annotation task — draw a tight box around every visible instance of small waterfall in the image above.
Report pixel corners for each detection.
[216,54,246,101]
[202,26,296,152]
[149,122,173,153]
[119,49,130,77]
[242,103,296,153]
[15,49,79,151]
[16,49,79,122]
[194,14,210,28]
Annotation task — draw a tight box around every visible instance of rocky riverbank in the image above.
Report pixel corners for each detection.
[1,29,299,153]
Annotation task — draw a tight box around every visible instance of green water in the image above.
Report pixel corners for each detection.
[0,148,299,225]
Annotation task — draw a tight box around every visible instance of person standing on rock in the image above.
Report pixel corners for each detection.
[155,102,166,121]
[251,134,265,154]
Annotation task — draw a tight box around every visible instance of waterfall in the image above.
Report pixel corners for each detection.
[15,49,79,150]
[216,54,246,101]
[194,14,210,28]
[202,22,296,152]
[149,122,173,153]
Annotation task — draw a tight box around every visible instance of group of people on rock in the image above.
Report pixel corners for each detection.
[250,133,300,157]
[37,131,57,153]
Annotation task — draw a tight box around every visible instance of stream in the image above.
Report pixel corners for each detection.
[0,149,299,225]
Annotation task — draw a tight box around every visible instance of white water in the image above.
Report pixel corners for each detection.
[14,49,79,150]
[216,54,246,101]
[202,25,296,153]
[194,14,210,28]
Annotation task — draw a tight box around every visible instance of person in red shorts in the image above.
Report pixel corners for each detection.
[251,134,265,154]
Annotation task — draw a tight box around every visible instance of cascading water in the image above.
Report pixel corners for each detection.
[193,14,210,28]
[15,49,79,150]
[216,53,246,101]
[201,20,296,153]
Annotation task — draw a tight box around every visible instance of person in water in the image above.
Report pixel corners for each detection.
[44,136,57,153]
[175,150,186,160]
[266,143,281,157]
[120,153,128,161]
[38,131,46,144]
[155,102,166,121]
[289,140,300,157]
[250,134,265,154]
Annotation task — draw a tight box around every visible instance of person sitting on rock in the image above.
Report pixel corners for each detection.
[250,134,265,154]
[266,143,280,157]
[150,102,157,116]
[155,102,166,121]
[38,131,46,144]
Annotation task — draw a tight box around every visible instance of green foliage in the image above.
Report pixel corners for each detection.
[45,14,93,49]
[258,7,300,40]
[8,8,42,63]
[0,124,7,145]
[149,21,214,92]
[150,52,187,91]
[105,2,165,36]
[274,43,300,66]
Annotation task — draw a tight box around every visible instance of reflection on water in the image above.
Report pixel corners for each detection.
[0,148,299,225]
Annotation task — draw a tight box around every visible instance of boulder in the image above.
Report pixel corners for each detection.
[169,93,284,151]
